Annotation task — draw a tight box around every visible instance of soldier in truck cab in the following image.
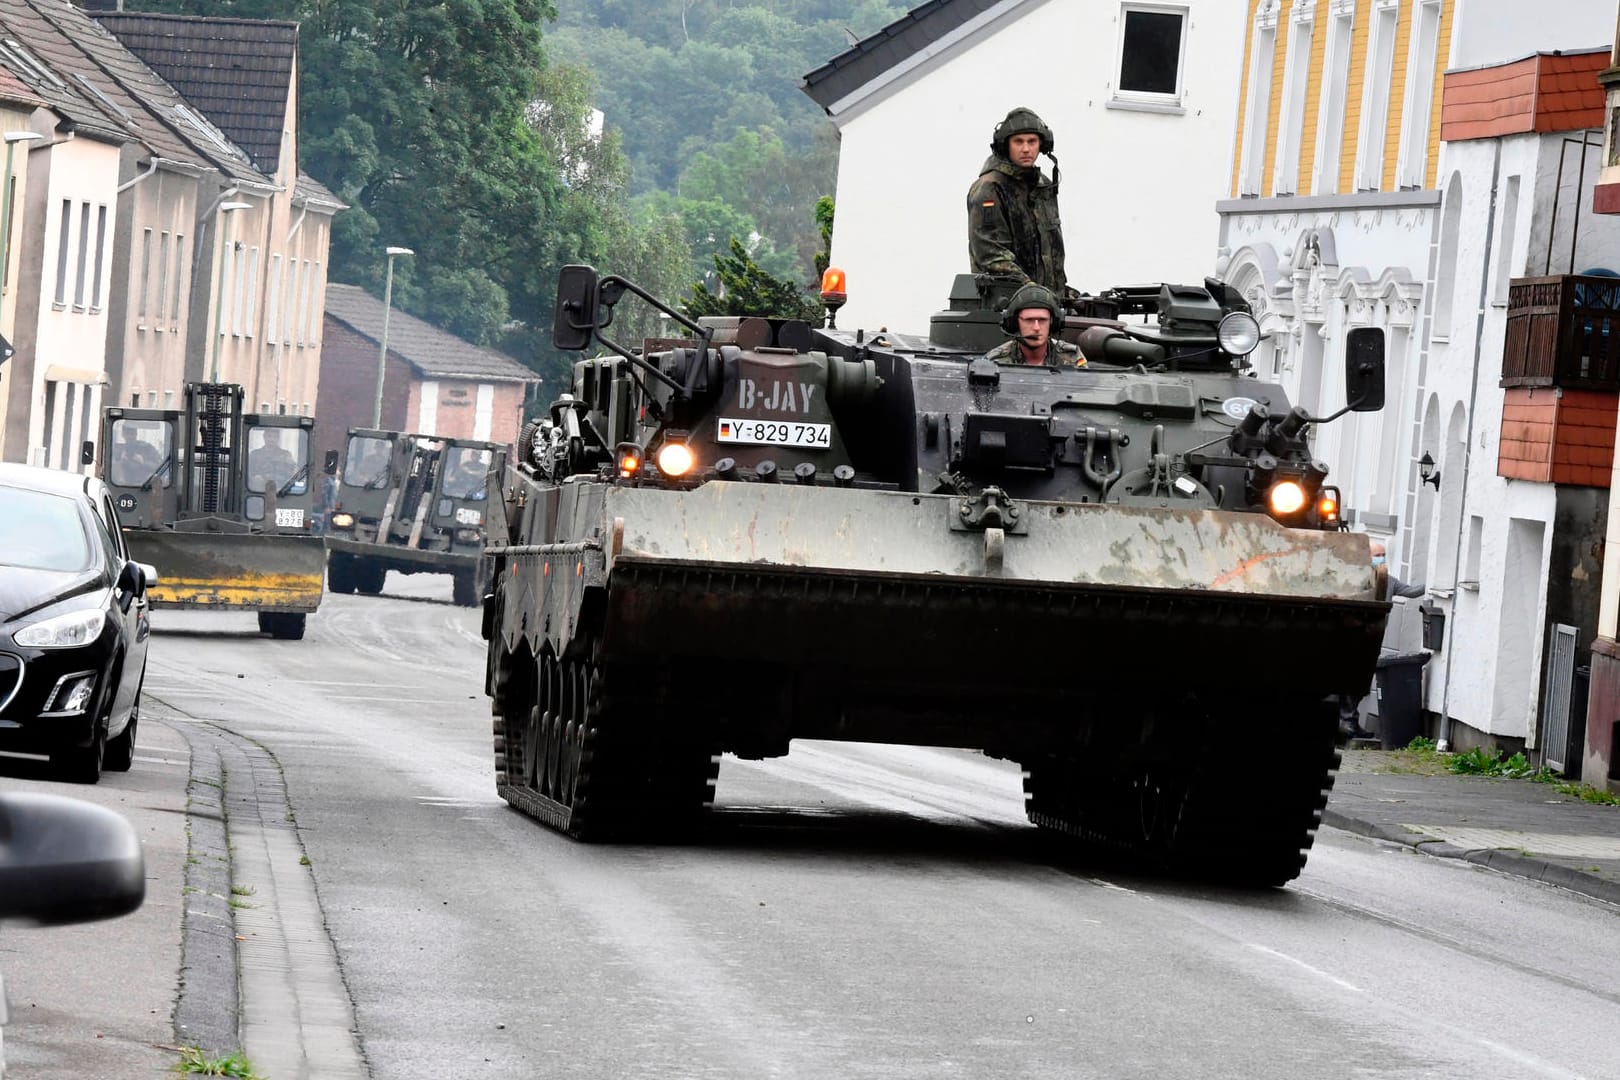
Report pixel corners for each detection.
[967,106,1067,298]
[986,284,1083,368]
[248,428,298,492]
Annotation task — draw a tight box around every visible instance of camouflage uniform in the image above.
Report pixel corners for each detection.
[967,107,1067,296]
[986,337,1084,367]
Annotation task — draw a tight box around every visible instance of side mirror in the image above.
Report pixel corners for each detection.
[1344,327,1386,412]
[81,439,96,465]
[139,562,159,590]
[553,264,600,351]
[324,450,340,476]
[117,559,146,597]
[0,793,145,926]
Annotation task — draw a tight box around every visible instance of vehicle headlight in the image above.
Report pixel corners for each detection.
[1218,311,1261,356]
[657,441,696,478]
[1267,480,1308,516]
[330,511,355,529]
[14,608,107,649]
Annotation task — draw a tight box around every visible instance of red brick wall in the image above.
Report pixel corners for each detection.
[1498,387,1616,487]
[313,316,415,468]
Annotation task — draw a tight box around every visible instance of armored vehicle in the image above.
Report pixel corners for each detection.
[99,382,325,640]
[480,267,1391,885]
[325,429,503,606]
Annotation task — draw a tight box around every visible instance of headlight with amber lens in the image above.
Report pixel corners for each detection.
[1218,311,1261,356]
[656,442,696,477]
[1268,480,1308,516]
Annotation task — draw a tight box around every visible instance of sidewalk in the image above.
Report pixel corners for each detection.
[1325,748,1620,906]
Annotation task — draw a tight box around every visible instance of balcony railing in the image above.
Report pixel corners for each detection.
[1501,274,1620,390]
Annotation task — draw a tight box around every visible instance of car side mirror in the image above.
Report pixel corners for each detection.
[0,793,145,926]
[139,562,159,590]
[324,450,340,476]
[1344,327,1386,412]
[553,264,601,351]
[81,439,96,466]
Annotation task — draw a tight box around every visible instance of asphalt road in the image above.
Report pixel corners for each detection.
[13,571,1620,1079]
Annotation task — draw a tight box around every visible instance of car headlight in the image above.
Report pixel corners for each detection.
[1218,311,1261,356]
[330,511,355,529]
[14,608,107,649]
[657,441,696,477]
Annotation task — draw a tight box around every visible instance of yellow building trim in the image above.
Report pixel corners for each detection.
[1424,0,1456,190]
[1297,6,1328,192]
[1260,0,1296,197]
[1231,0,1266,197]
[1381,0,1416,191]
[1339,1,1371,195]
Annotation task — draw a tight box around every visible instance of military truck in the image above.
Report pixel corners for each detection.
[324,429,503,607]
[99,382,325,640]
[479,267,1391,885]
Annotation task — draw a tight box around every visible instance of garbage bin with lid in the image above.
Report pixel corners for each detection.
[1373,650,1432,750]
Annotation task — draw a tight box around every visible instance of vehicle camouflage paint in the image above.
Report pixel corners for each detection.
[480,267,1392,885]
[99,382,324,640]
[324,429,504,607]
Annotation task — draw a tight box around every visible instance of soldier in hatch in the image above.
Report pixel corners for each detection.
[967,106,1067,298]
[986,283,1083,367]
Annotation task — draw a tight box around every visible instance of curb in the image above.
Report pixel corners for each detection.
[1321,808,1620,907]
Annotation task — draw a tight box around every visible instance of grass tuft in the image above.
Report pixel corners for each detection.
[173,1047,264,1078]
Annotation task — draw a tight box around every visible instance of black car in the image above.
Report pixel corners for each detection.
[0,462,155,782]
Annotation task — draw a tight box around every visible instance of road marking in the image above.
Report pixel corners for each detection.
[1246,944,1363,993]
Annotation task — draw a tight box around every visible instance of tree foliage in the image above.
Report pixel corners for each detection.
[684,238,821,322]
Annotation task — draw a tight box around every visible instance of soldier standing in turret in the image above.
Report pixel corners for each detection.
[967,106,1067,297]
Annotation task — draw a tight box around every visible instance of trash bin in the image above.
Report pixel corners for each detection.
[1374,650,1432,750]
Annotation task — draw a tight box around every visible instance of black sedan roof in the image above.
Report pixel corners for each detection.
[0,462,102,500]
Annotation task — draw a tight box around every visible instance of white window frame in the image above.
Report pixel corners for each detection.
[1272,3,1316,196]
[265,253,283,346]
[232,243,248,337]
[154,230,170,326]
[1354,0,1401,192]
[136,226,152,320]
[1112,3,1190,111]
[170,233,185,323]
[305,261,321,345]
[1311,0,1357,194]
[1238,3,1281,195]
[1394,0,1443,190]
[245,245,259,338]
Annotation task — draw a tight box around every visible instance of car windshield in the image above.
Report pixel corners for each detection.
[345,435,393,489]
[106,418,173,488]
[0,485,94,572]
[441,446,492,498]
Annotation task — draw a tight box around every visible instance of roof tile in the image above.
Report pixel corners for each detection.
[324,284,538,384]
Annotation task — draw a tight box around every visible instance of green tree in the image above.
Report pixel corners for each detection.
[684,238,820,321]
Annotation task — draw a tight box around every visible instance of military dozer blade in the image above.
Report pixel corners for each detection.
[127,529,325,612]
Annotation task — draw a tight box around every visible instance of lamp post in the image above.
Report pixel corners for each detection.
[0,131,42,301]
[372,245,413,427]
[209,201,251,382]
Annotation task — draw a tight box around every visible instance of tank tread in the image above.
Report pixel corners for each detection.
[495,649,718,841]
[1024,697,1343,887]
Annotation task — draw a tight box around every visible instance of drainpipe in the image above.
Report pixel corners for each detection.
[114,157,158,194]
[1436,140,1502,752]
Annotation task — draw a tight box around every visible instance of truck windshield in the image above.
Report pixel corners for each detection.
[107,419,172,489]
[246,427,308,495]
[441,446,492,499]
[345,435,392,489]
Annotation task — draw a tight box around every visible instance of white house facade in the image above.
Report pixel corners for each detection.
[803,0,1248,335]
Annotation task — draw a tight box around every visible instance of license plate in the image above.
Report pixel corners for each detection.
[716,418,831,448]
[275,507,305,528]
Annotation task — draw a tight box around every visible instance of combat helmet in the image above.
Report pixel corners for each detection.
[991,106,1055,158]
[1000,282,1062,334]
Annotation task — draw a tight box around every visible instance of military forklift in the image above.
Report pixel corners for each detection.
[323,428,503,607]
[97,382,327,640]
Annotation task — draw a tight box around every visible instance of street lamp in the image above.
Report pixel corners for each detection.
[372,245,414,427]
[209,200,251,382]
[0,131,43,301]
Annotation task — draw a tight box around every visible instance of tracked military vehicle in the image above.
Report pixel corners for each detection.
[325,429,503,606]
[99,383,325,640]
[481,267,1391,885]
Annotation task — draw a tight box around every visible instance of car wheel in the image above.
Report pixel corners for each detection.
[52,718,106,784]
[104,686,140,773]
[329,553,356,594]
[453,569,478,607]
[257,611,274,634]
[357,561,386,595]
